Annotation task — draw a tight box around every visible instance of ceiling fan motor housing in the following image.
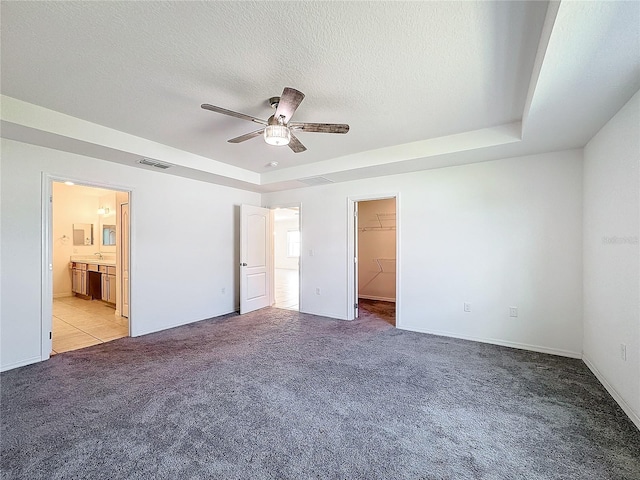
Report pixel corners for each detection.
[269,96,280,109]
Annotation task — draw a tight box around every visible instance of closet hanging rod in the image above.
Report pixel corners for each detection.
[358,226,396,232]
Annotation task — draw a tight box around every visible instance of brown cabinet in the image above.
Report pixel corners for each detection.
[99,265,116,304]
[72,262,116,303]
[71,262,87,295]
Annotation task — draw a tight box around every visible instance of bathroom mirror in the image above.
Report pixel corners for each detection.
[72,223,93,246]
[102,225,116,246]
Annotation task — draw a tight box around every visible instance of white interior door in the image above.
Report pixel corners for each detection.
[240,204,272,314]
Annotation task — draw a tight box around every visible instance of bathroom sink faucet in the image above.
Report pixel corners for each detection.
[94,252,103,260]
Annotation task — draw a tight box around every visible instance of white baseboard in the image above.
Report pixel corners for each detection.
[53,292,73,299]
[132,309,237,338]
[298,307,348,321]
[1,355,42,372]
[359,295,396,303]
[583,355,640,431]
[398,324,582,359]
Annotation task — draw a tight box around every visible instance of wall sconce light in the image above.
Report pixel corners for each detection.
[97,207,110,216]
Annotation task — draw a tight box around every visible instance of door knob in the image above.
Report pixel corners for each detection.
[240,262,247,266]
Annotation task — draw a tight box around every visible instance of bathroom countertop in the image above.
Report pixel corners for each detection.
[70,256,116,266]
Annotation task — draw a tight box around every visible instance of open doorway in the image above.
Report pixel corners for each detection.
[354,198,397,326]
[273,207,300,311]
[50,181,130,355]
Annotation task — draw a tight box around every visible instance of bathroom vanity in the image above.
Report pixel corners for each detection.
[71,258,116,304]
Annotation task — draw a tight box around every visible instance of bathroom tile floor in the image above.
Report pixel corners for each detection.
[51,296,129,354]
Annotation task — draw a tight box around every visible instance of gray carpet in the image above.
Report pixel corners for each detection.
[2,308,639,479]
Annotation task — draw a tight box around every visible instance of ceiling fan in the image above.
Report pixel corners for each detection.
[201,87,349,153]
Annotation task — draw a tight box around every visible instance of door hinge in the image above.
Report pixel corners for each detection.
[50,195,53,203]
[354,303,358,309]
[354,211,358,217]
[49,331,52,339]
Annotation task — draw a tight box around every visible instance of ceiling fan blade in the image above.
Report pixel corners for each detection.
[288,133,307,153]
[201,104,267,125]
[289,122,349,134]
[228,129,265,143]
[274,87,305,123]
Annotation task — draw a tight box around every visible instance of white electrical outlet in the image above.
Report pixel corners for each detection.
[620,344,627,361]
[315,288,321,295]
[221,287,225,294]
[509,306,518,318]
[464,302,471,313]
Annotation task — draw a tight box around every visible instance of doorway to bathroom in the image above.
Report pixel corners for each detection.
[48,180,130,355]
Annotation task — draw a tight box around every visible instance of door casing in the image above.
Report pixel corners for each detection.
[347,193,400,324]
[41,173,133,360]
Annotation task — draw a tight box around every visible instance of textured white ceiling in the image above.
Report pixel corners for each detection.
[1,1,545,171]
[1,1,639,191]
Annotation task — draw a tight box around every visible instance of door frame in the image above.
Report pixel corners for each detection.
[41,173,133,360]
[347,193,400,324]
[264,202,302,312]
[119,201,130,318]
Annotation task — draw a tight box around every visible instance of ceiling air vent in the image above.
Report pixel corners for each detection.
[138,158,172,170]
[299,176,334,186]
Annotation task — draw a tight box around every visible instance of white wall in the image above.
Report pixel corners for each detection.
[264,150,584,357]
[0,138,260,371]
[583,90,640,428]
[358,198,396,301]
[274,217,299,270]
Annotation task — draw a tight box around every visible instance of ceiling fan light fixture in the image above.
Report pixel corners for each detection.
[264,124,291,146]
[202,87,348,153]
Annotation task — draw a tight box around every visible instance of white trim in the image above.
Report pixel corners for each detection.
[42,174,134,347]
[348,198,356,320]
[53,292,73,299]
[398,324,583,359]
[347,193,400,325]
[1,355,42,373]
[358,295,396,303]
[299,308,349,321]
[583,355,640,431]
[134,310,237,337]
[41,174,52,361]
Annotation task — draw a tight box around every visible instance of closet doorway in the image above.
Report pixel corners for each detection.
[272,207,300,311]
[352,197,397,326]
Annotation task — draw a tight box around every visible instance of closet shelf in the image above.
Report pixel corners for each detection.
[358,226,396,232]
